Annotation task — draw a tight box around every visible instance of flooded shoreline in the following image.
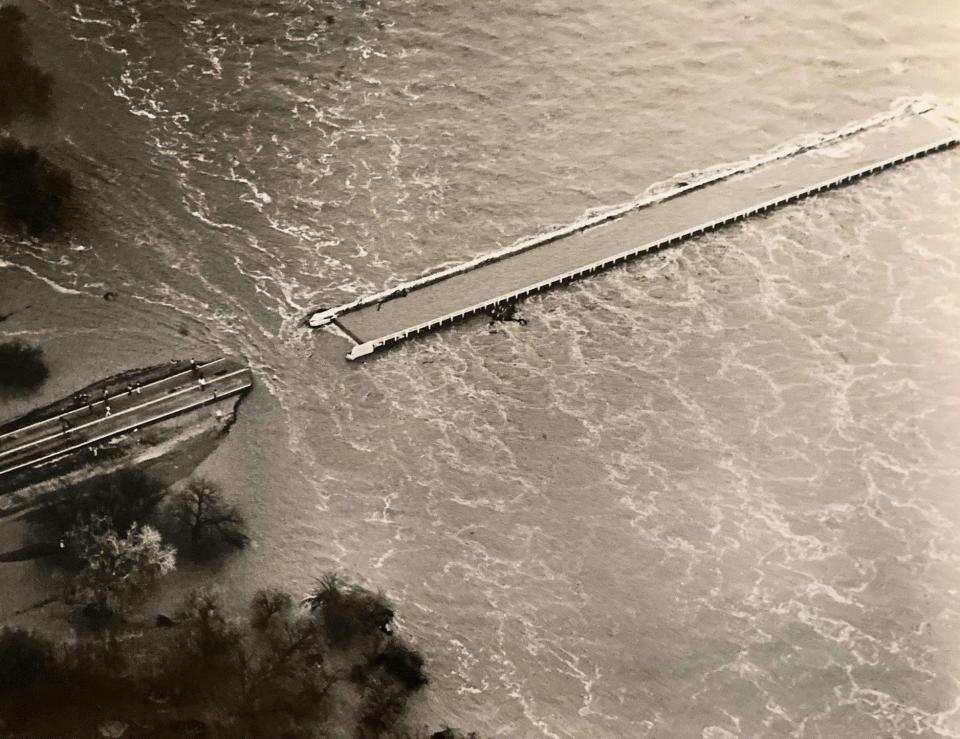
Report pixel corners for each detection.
[3,0,960,734]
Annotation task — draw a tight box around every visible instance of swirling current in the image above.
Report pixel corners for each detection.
[2,0,960,735]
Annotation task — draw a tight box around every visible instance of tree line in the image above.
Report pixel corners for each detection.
[0,470,478,738]
[0,6,72,235]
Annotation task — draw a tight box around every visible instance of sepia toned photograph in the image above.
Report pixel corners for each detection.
[1,1,958,736]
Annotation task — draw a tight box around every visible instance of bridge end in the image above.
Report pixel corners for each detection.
[307,310,337,328]
[346,342,376,361]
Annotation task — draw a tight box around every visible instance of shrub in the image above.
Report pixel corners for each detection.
[355,639,429,738]
[304,573,395,649]
[177,589,242,663]
[370,640,428,691]
[250,588,293,631]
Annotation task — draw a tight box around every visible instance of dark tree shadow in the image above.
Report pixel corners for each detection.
[0,137,73,234]
[0,6,53,126]
[0,339,49,397]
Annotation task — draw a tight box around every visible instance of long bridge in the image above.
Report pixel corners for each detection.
[308,106,959,360]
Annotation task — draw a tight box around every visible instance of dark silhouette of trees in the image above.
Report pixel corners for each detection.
[209,576,427,735]
[24,470,174,627]
[250,587,293,631]
[158,578,428,736]
[0,574,459,737]
[0,627,52,694]
[370,640,428,692]
[0,6,53,125]
[304,572,395,648]
[166,478,249,558]
[0,137,73,233]
[0,7,73,234]
[23,473,251,630]
[6,457,463,734]
[357,640,430,738]
[176,589,243,665]
[0,627,58,730]
[0,339,49,395]
[28,469,170,541]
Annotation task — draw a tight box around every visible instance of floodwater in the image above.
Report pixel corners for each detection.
[2,0,960,735]
[333,113,957,347]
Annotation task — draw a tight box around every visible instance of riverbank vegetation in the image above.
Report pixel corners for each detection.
[0,6,73,235]
[0,339,49,395]
[165,477,250,558]
[24,471,249,628]
[0,6,53,125]
[0,577,430,737]
[4,469,473,737]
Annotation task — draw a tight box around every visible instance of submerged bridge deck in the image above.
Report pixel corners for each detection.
[308,109,959,360]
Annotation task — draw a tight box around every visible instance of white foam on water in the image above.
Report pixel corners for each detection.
[306,96,950,327]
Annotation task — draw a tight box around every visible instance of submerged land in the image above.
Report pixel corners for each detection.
[0,393,472,737]
[0,345,474,736]
[3,0,960,735]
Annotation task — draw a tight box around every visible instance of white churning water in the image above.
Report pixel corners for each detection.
[2,0,960,735]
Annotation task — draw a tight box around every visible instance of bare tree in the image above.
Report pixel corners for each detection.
[168,478,249,557]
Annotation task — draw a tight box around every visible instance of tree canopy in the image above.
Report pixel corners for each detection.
[64,518,176,625]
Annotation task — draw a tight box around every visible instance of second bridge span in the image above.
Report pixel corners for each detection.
[308,108,958,360]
